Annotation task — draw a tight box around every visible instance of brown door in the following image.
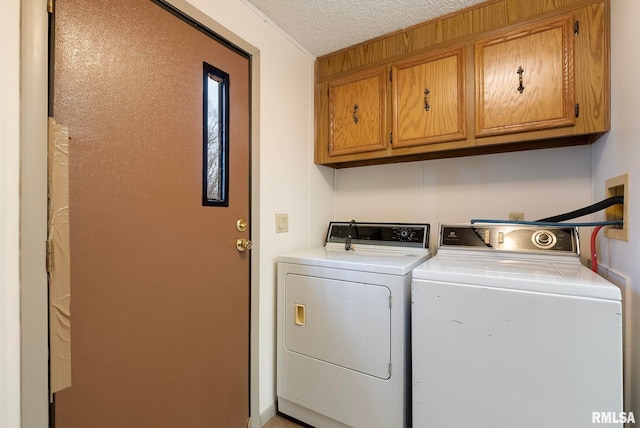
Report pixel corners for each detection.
[52,0,251,426]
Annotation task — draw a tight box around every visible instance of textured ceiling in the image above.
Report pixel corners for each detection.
[245,0,488,57]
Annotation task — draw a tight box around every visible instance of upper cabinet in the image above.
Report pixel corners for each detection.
[392,46,466,148]
[315,0,610,168]
[328,67,388,157]
[475,16,576,137]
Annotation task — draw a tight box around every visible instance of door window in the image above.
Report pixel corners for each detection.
[203,62,229,206]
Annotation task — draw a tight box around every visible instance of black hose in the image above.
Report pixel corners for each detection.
[536,196,624,222]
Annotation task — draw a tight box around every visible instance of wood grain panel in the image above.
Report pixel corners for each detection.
[315,79,330,164]
[571,1,609,133]
[318,39,387,78]
[329,67,388,156]
[316,0,598,81]
[315,0,609,168]
[475,15,575,136]
[393,46,466,148]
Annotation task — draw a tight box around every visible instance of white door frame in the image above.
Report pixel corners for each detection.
[1,1,22,427]
[19,0,262,426]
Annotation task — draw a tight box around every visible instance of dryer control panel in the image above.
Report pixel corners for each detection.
[327,222,430,248]
[439,224,579,255]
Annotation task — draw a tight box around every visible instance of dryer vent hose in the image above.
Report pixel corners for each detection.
[536,196,624,223]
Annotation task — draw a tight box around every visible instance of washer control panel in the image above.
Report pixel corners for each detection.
[327,222,430,248]
[440,224,578,255]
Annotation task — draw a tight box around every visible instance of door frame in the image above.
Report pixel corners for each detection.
[20,0,262,426]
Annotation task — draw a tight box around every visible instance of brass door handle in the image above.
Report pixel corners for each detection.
[517,66,525,94]
[236,239,252,252]
[424,88,431,111]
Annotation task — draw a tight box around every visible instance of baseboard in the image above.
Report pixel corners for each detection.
[259,401,277,427]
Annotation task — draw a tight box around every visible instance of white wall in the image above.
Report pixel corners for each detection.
[0,0,22,426]
[593,0,640,418]
[180,0,334,423]
[336,146,593,257]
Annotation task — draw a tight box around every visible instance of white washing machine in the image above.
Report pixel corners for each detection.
[277,222,432,428]
[412,224,623,428]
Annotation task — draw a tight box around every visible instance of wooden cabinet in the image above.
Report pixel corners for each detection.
[328,67,388,157]
[475,15,576,137]
[315,0,610,168]
[319,47,465,163]
[392,47,466,148]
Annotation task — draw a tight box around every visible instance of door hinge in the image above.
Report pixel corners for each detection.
[390,132,393,145]
[46,239,53,272]
[574,20,579,35]
[575,103,580,118]
[388,362,392,376]
[389,70,393,82]
[47,0,54,13]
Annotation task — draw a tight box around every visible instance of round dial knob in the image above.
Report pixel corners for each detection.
[531,230,557,249]
[393,228,414,242]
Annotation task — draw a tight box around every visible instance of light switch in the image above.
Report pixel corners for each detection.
[276,213,288,233]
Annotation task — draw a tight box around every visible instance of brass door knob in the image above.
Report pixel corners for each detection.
[236,238,253,252]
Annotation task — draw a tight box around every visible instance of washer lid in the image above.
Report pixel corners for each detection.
[278,246,432,276]
[412,254,621,301]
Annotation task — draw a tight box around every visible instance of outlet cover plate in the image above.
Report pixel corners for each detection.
[509,212,525,221]
[276,213,288,233]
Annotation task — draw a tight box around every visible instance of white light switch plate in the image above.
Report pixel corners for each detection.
[276,213,288,233]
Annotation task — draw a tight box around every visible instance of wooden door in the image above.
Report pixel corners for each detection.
[328,67,388,157]
[475,15,576,137]
[51,0,251,426]
[392,47,466,149]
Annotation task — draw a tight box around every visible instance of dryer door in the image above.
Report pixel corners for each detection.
[284,274,392,379]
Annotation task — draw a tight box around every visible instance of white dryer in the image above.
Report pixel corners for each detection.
[277,222,432,428]
[412,224,623,428]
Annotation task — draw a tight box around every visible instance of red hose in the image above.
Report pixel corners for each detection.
[590,225,605,273]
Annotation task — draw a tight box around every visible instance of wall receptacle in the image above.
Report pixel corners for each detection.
[605,174,628,241]
[509,212,525,221]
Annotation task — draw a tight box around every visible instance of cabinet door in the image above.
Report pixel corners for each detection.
[328,67,388,157]
[392,47,466,148]
[475,15,575,137]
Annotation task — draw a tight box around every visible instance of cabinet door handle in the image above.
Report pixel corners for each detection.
[424,88,431,111]
[352,103,359,124]
[517,66,525,94]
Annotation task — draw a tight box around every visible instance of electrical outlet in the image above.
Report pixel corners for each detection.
[509,212,525,221]
[605,174,628,241]
[275,213,288,233]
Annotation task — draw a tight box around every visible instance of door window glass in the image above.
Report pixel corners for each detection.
[203,62,229,206]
